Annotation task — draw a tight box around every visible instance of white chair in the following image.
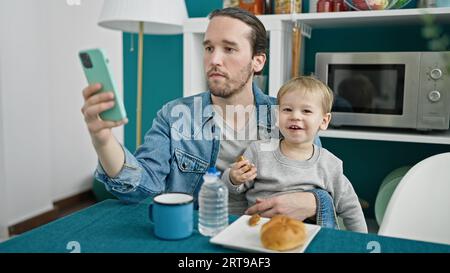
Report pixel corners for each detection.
[378,152,450,245]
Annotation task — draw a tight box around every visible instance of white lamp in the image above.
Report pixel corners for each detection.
[98,0,188,147]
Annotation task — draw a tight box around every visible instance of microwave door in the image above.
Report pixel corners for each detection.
[329,64,404,114]
[327,62,418,129]
[315,51,450,130]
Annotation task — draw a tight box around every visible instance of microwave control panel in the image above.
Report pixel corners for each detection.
[418,51,450,130]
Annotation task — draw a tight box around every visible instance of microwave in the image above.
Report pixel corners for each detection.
[315,51,450,131]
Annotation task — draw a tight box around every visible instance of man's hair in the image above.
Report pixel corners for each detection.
[209,7,267,57]
[277,76,334,114]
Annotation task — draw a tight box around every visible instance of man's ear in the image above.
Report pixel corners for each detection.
[319,113,332,131]
[253,53,266,74]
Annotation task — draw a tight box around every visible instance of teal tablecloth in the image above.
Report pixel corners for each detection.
[1,199,449,253]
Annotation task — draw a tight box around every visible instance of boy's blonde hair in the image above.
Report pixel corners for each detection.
[277,76,334,114]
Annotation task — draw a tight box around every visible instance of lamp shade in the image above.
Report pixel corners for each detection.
[98,0,188,34]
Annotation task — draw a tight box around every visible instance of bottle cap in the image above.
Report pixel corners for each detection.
[206,167,221,176]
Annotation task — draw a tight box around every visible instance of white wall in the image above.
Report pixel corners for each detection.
[0,0,54,227]
[46,0,124,201]
[0,0,123,227]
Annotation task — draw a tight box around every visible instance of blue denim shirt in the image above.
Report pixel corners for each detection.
[95,85,337,229]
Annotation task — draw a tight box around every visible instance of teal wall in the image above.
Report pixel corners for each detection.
[123,0,222,151]
[123,0,450,218]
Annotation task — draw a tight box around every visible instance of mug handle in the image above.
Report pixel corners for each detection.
[148,203,154,224]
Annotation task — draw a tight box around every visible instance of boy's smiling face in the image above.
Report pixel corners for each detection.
[278,89,331,146]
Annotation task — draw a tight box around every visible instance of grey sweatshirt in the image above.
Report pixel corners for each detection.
[222,139,368,233]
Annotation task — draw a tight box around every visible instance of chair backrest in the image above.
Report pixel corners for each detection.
[375,166,411,226]
[378,153,450,245]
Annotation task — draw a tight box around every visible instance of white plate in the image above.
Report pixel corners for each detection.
[210,215,321,253]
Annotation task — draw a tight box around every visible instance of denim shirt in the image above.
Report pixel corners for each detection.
[95,85,337,229]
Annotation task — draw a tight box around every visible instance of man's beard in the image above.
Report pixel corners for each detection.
[207,62,253,98]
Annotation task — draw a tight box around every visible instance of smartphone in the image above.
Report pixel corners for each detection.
[79,48,127,121]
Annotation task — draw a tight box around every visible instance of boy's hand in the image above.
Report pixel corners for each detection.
[229,156,257,185]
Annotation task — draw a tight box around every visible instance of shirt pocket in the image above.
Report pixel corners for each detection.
[174,148,209,174]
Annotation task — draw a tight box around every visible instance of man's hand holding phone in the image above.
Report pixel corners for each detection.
[79,48,128,177]
[79,48,128,151]
[81,83,128,148]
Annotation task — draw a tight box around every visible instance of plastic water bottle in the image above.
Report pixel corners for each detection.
[198,167,229,236]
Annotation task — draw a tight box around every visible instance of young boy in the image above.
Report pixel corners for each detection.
[222,76,368,233]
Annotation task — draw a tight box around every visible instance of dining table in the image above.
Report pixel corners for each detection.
[1,199,449,254]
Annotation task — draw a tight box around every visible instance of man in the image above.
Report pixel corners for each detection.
[81,8,336,227]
